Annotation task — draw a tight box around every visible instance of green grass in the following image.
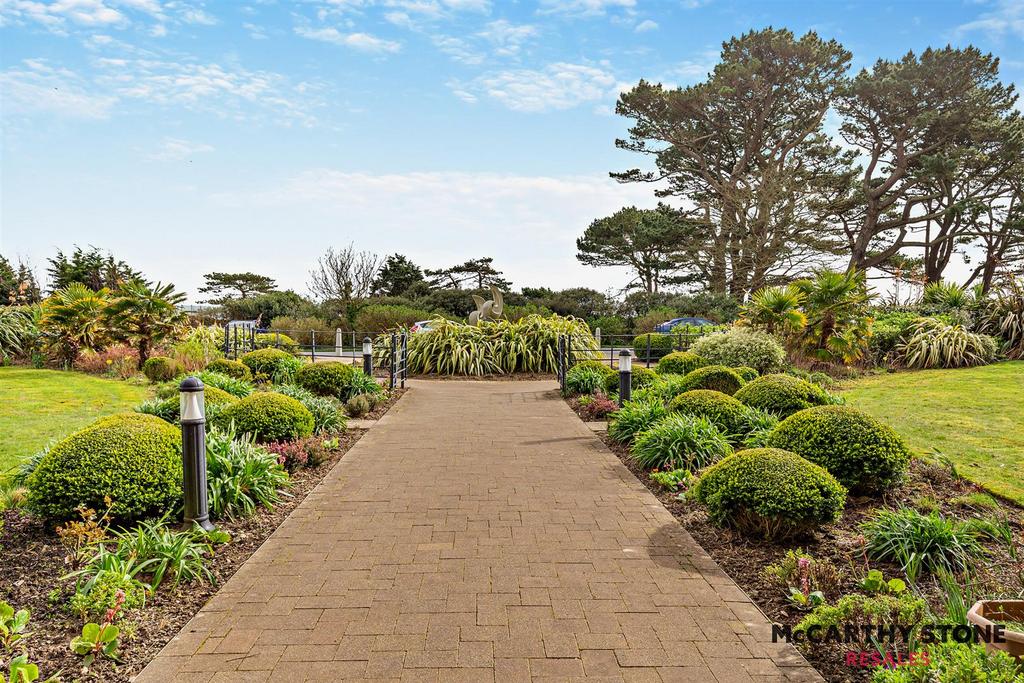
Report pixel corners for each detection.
[839,362,1024,504]
[0,367,152,475]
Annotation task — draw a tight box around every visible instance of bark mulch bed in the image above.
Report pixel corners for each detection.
[0,425,376,682]
[595,428,1024,682]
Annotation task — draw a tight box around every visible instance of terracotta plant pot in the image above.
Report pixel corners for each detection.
[967,600,1024,659]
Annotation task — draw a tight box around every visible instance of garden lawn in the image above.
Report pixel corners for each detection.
[0,367,151,474]
[839,361,1024,504]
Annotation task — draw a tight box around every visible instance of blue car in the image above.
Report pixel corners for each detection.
[654,317,716,334]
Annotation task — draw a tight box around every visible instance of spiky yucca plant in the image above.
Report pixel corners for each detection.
[741,286,807,335]
[897,318,997,369]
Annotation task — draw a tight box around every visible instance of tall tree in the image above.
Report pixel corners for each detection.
[965,175,1024,292]
[199,272,277,303]
[835,46,1020,271]
[46,246,142,293]
[614,28,855,297]
[424,257,511,290]
[576,206,696,293]
[39,284,110,366]
[0,255,17,304]
[372,254,424,297]
[105,280,187,366]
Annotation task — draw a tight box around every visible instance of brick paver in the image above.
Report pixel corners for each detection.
[137,380,820,682]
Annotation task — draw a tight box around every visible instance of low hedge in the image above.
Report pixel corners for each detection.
[142,356,181,382]
[220,392,315,443]
[296,362,358,399]
[205,358,252,381]
[240,348,301,379]
[632,333,674,361]
[656,351,706,376]
[28,413,183,520]
[668,390,748,437]
[766,406,911,495]
[733,373,829,417]
[676,365,745,395]
[255,332,299,353]
[692,448,847,540]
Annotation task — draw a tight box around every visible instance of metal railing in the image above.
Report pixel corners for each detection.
[222,324,392,367]
[388,332,408,390]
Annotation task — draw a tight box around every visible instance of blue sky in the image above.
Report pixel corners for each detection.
[1,0,1022,302]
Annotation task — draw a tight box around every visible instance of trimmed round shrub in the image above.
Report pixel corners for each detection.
[272,383,347,435]
[656,351,706,376]
[690,329,786,373]
[733,366,759,382]
[255,332,299,353]
[142,356,181,382]
[692,448,846,540]
[296,362,358,399]
[566,361,615,395]
[766,406,911,494]
[28,413,183,520]
[676,365,745,395]
[345,394,372,417]
[733,373,829,417]
[632,333,674,361]
[628,365,658,391]
[241,348,300,378]
[220,392,315,443]
[607,399,667,444]
[668,390,748,437]
[150,385,239,422]
[206,358,252,381]
[630,413,733,472]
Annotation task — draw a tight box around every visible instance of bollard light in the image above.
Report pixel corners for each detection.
[618,349,633,407]
[362,336,373,376]
[179,377,214,532]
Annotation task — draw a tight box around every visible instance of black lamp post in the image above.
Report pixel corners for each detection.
[618,349,633,407]
[179,377,214,532]
[362,336,373,376]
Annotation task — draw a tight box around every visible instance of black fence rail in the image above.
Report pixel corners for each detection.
[556,328,721,393]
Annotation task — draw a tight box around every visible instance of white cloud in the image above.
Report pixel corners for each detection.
[243,22,267,39]
[537,0,635,17]
[294,26,401,53]
[433,35,484,64]
[0,59,117,119]
[634,19,657,32]
[148,137,214,161]
[955,0,1024,39]
[181,7,216,25]
[457,62,619,112]
[0,0,216,33]
[477,19,536,55]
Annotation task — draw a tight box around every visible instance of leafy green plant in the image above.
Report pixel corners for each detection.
[565,364,610,396]
[0,602,31,654]
[65,548,150,621]
[793,269,873,364]
[70,621,121,668]
[766,405,911,494]
[240,348,302,380]
[648,468,693,491]
[205,427,289,519]
[667,389,748,438]
[141,356,180,382]
[344,394,371,418]
[978,276,1024,359]
[346,370,382,398]
[205,358,252,381]
[109,517,213,589]
[795,592,926,635]
[739,407,779,448]
[675,365,745,396]
[897,318,998,369]
[860,508,989,581]
[185,370,254,398]
[630,413,732,472]
[859,569,906,595]
[219,392,314,443]
[733,373,830,417]
[0,307,35,363]
[740,285,807,336]
[922,281,973,310]
[27,413,182,520]
[607,399,667,444]
[690,328,787,373]
[271,384,346,434]
[870,640,1024,682]
[692,448,846,540]
[655,351,707,376]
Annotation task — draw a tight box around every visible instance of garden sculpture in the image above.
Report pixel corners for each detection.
[469,285,504,325]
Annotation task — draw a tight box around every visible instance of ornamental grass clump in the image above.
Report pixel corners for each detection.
[897,318,998,369]
[565,361,615,396]
[692,448,846,540]
[630,413,733,472]
[860,508,990,581]
[766,405,911,494]
[205,427,289,519]
[733,373,830,417]
[607,399,667,444]
[675,365,745,396]
[28,413,182,521]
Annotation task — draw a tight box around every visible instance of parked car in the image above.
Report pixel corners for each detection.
[410,320,434,333]
[654,317,716,334]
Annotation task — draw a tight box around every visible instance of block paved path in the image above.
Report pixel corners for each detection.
[138,380,820,682]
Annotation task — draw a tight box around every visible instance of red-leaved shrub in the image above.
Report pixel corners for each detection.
[74,345,140,378]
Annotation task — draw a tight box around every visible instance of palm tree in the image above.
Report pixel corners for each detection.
[39,283,110,366]
[740,286,807,335]
[105,280,186,366]
[793,269,873,364]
